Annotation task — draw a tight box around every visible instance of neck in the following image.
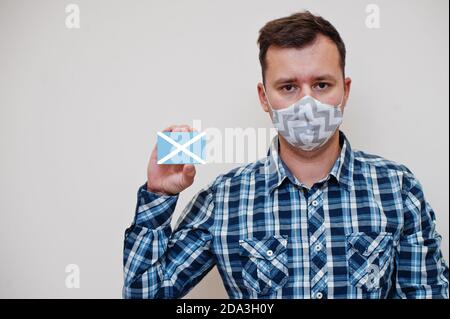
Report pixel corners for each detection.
[278,131,341,189]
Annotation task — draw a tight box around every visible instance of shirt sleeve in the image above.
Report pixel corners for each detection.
[122,182,217,299]
[392,170,449,298]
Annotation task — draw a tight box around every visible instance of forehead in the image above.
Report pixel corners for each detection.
[265,34,341,81]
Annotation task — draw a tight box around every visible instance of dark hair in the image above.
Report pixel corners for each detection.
[257,11,346,83]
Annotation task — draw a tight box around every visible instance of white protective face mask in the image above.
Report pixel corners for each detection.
[263,87,344,151]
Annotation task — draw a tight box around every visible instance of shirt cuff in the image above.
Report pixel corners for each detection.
[134,183,179,228]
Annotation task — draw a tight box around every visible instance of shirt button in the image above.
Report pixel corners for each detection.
[266,250,273,257]
[312,200,319,207]
[315,292,323,299]
[314,244,322,252]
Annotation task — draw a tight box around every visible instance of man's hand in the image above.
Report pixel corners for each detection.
[146,125,197,196]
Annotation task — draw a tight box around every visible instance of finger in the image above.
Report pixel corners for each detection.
[172,125,191,132]
[162,124,189,132]
[162,124,195,133]
[162,125,178,132]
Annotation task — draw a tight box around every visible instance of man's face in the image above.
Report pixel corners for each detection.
[257,34,351,115]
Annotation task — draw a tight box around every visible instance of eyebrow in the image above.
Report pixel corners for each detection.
[273,77,297,86]
[313,74,336,81]
[272,74,337,86]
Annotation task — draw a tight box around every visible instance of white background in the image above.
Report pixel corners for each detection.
[0,0,448,298]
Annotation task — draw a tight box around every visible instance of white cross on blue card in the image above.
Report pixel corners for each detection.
[157,131,206,164]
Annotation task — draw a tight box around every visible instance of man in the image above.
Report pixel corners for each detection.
[123,11,449,299]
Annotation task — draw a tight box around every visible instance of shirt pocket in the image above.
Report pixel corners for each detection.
[346,231,394,291]
[239,235,289,295]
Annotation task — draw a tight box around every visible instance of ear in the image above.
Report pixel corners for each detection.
[257,82,270,113]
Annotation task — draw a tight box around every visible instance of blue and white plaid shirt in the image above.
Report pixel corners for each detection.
[123,130,449,299]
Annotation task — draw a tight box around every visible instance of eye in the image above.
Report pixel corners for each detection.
[281,84,297,92]
[314,82,329,90]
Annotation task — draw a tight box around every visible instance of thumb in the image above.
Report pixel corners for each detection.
[180,164,196,186]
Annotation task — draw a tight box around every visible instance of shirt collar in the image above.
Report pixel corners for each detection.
[264,130,355,193]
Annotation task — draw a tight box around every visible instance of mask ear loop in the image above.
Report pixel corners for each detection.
[336,93,346,116]
[262,85,282,152]
[262,85,275,113]
[337,93,345,108]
